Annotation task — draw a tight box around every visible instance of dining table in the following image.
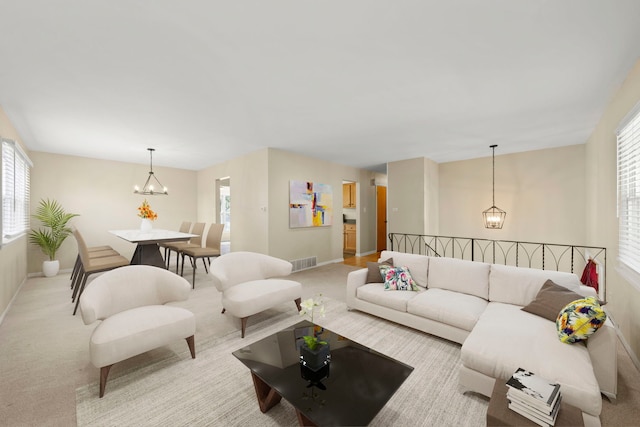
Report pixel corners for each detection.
[109,229,197,269]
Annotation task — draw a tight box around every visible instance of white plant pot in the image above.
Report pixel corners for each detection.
[42,260,60,277]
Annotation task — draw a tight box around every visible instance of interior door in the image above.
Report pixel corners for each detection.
[376,186,387,252]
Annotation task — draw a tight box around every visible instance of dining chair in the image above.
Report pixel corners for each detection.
[71,228,130,315]
[180,223,224,288]
[160,221,192,269]
[70,246,119,289]
[164,222,206,273]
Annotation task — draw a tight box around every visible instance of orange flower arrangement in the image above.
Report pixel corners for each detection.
[137,199,158,220]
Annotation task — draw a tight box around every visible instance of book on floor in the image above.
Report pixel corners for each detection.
[506,367,561,412]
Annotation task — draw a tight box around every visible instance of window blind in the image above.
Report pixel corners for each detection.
[617,102,640,274]
[2,139,32,243]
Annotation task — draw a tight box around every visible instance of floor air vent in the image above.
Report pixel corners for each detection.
[291,256,317,272]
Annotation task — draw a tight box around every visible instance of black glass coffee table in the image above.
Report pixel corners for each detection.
[232,320,414,426]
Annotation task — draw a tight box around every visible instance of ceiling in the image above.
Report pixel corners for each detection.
[1,1,640,173]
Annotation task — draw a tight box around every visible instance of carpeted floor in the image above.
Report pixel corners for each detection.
[1,260,639,426]
[75,298,489,426]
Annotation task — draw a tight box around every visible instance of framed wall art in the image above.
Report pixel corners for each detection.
[289,180,333,228]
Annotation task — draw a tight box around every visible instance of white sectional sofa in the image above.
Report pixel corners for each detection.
[346,250,617,427]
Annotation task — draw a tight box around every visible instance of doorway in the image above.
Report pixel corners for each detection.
[376,186,387,252]
[216,177,231,250]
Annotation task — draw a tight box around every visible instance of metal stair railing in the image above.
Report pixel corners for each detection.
[388,233,606,300]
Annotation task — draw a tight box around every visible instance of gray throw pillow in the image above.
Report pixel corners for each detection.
[521,279,583,321]
[365,258,393,284]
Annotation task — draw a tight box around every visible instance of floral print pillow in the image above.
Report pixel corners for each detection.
[556,296,607,344]
[379,265,419,291]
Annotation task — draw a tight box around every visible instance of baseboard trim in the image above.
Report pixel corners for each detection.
[0,275,27,326]
[605,310,640,372]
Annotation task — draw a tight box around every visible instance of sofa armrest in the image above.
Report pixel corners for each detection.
[587,319,617,400]
[346,268,368,307]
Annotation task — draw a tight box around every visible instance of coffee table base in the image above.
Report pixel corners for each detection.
[251,372,316,426]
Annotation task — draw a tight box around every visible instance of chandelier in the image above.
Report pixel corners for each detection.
[482,144,506,229]
[134,148,168,195]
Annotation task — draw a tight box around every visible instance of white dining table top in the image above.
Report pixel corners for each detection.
[109,229,197,244]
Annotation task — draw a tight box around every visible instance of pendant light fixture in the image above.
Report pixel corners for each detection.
[134,148,168,195]
[482,144,506,229]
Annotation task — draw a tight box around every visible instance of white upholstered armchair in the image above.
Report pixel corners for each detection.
[209,251,302,338]
[79,265,196,397]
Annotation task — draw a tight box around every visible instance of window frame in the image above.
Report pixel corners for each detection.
[617,101,640,279]
[1,138,33,246]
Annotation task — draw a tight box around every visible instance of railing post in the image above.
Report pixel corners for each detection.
[471,239,475,262]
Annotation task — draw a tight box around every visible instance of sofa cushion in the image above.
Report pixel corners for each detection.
[557,297,607,344]
[521,279,584,321]
[489,264,582,307]
[461,302,601,416]
[427,257,490,300]
[356,283,420,311]
[365,257,393,283]
[407,288,488,332]
[380,265,420,291]
[380,251,429,288]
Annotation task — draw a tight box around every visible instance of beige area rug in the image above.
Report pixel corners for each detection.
[76,298,488,426]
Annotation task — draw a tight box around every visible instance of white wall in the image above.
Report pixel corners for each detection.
[28,152,198,273]
[585,59,640,365]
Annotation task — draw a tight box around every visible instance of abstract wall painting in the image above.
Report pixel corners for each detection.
[289,180,333,228]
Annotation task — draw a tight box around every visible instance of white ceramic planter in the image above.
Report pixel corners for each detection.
[42,260,60,277]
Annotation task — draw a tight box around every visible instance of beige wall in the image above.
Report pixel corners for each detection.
[585,59,640,364]
[0,107,30,320]
[387,157,439,238]
[439,144,586,243]
[28,152,198,273]
[197,149,270,254]
[198,148,378,263]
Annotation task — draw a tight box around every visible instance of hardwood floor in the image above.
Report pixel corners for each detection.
[342,252,380,268]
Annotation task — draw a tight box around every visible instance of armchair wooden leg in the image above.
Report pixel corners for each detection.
[241,317,248,338]
[295,297,302,312]
[99,364,113,398]
[186,335,196,359]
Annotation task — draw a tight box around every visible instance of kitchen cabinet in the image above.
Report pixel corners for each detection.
[343,182,356,208]
[344,223,356,253]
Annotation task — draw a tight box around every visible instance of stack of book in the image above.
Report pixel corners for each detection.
[506,368,562,427]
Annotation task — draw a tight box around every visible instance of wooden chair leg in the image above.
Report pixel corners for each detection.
[73,275,89,315]
[241,317,249,338]
[99,364,113,398]
[192,258,196,289]
[71,269,85,302]
[71,256,81,287]
[186,335,196,359]
[295,297,302,311]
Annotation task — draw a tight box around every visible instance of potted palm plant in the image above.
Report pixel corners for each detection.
[29,199,79,277]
